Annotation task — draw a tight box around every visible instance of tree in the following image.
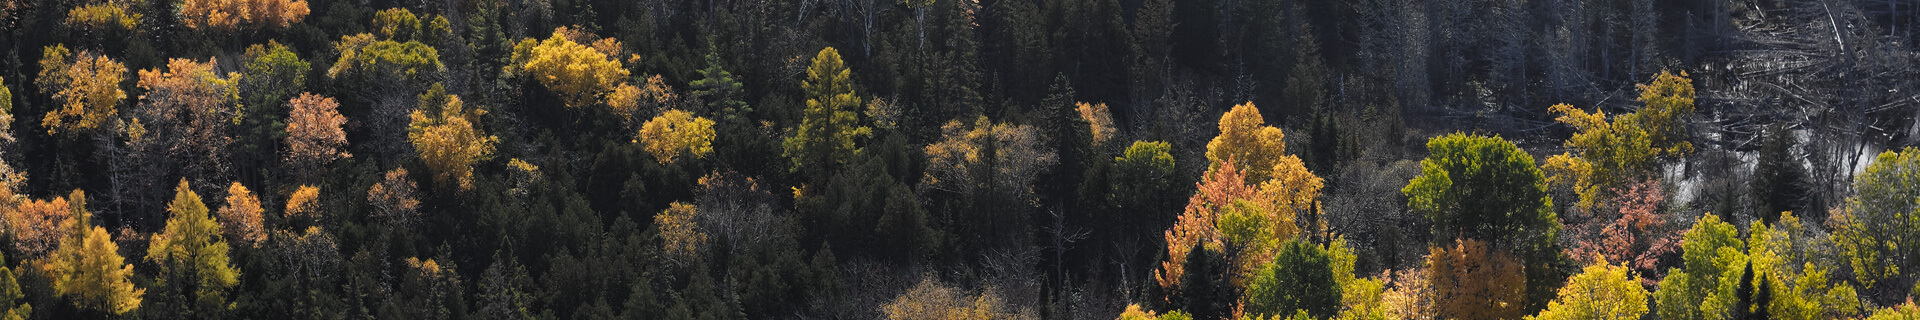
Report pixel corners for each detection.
[0,250,28,320]
[368,168,421,229]
[134,58,243,184]
[1542,71,1696,210]
[1205,102,1291,184]
[508,27,629,109]
[409,84,497,191]
[283,185,322,226]
[1562,179,1680,278]
[1156,155,1322,293]
[880,277,1035,320]
[1244,240,1341,319]
[689,40,747,119]
[783,47,870,177]
[637,109,715,164]
[655,202,705,265]
[1653,213,1744,320]
[147,180,241,317]
[1076,102,1116,147]
[0,76,12,142]
[6,196,73,259]
[1404,133,1558,248]
[178,0,311,30]
[1833,147,1920,293]
[1526,257,1648,320]
[40,190,144,315]
[283,93,349,179]
[1428,238,1527,320]
[1750,122,1808,225]
[218,182,266,248]
[64,1,140,31]
[326,33,443,84]
[239,41,311,157]
[37,45,127,135]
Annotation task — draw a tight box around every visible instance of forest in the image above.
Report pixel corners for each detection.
[0,0,1918,318]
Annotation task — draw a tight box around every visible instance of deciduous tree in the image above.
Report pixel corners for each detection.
[178,0,311,30]
[1428,238,1527,320]
[783,47,869,177]
[1205,102,1291,184]
[1404,133,1558,249]
[147,180,241,317]
[637,109,715,164]
[508,27,629,109]
[1076,102,1115,147]
[6,197,72,259]
[283,93,348,179]
[408,84,497,191]
[880,277,1035,320]
[37,45,127,135]
[40,190,144,315]
[655,202,705,265]
[1526,257,1648,320]
[218,182,266,248]
[1244,240,1341,319]
[1833,147,1920,293]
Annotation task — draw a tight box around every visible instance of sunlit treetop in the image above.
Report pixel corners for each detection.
[178,0,311,30]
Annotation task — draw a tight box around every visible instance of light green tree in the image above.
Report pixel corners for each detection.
[40,190,144,315]
[782,47,870,178]
[1834,147,1920,293]
[147,180,240,317]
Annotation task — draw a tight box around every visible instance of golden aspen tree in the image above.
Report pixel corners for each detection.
[1075,102,1116,146]
[508,27,629,109]
[637,109,715,164]
[1429,238,1527,320]
[217,182,266,248]
[408,84,497,191]
[64,1,140,30]
[655,202,705,265]
[1205,102,1289,183]
[40,190,143,315]
[177,0,311,30]
[37,45,127,135]
[1526,257,1648,320]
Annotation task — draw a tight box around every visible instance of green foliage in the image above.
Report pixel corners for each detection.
[690,39,747,120]
[1404,133,1558,248]
[1244,240,1340,319]
[1656,213,1861,320]
[1750,122,1809,224]
[147,180,241,317]
[0,251,28,320]
[1835,147,1920,293]
[784,47,870,178]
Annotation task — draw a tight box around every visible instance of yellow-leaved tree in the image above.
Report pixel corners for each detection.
[655,202,705,265]
[408,84,497,191]
[637,109,715,164]
[37,45,127,135]
[39,190,143,315]
[1542,70,1694,210]
[217,182,266,248]
[509,27,630,109]
[147,180,240,317]
[1205,102,1290,184]
[1526,257,1648,320]
[178,0,311,30]
[783,47,870,177]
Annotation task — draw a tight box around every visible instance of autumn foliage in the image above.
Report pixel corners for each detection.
[218,182,267,248]
[637,109,715,164]
[37,45,127,134]
[1429,238,1527,320]
[408,85,497,191]
[178,0,312,30]
[510,27,630,109]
